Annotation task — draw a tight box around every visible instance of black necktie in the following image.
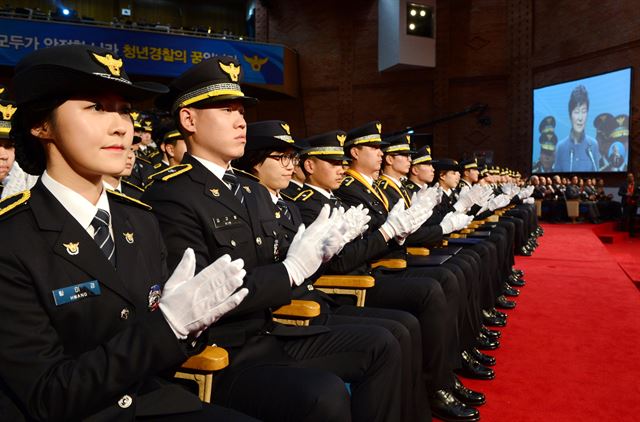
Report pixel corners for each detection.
[223,170,244,204]
[276,198,292,222]
[329,193,341,208]
[91,209,116,267]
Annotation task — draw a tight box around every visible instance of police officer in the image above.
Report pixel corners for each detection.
[0,44,255,421]
[142,56,404,422]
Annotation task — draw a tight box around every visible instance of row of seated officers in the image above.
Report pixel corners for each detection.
[0,45,540,422]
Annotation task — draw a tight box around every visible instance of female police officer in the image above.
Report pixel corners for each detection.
[0,45,253,421]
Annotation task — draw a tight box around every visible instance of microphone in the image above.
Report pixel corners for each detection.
[586,145,597,172]
[569,146,574,173]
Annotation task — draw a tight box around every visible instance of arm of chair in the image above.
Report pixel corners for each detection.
[314,275,375,307]
[174,346,229,403]
[407,247,430,256]
[272,300,321,326]
[370,258,407,270]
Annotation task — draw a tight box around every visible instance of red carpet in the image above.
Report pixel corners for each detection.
[455,224,640,421]
[592,222,640,282]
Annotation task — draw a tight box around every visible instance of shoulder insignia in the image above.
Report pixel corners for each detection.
[122,180,145,192]
[342,176,354,187]
[148,150,160,158]
[403,181,416,190]
[153,163,163,169]
[0,190,31,217]
[377,179,389,189]
[106,189,152,210]
[293,189,315,202]
[136,155,152,165]
[149,164,192,182]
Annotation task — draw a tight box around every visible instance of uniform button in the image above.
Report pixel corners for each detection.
[307,285,314,291]
[120,308,130,320]
[118,394,133,408]
[284,234,289,240]
[256,237,262,245]
[230,240,237,247]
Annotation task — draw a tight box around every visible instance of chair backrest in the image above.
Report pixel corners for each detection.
[535,199,542,217]
[566,199,580,220]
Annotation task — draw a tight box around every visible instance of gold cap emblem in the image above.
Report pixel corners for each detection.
[63,242,80,255]
[130,111,140,121]
[0,103,17,121]
[376,123,382,133]
[617,116,625,126]
[281,123,290,135]
[337,134,346,147]
[92,52,123,76]
[219,61,241,82]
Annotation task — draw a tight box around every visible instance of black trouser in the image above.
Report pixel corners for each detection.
[320,306,429,421]
[213,325,402,422]
[366,269,455,394]
[139,403,260,421]
[622,204,638,236]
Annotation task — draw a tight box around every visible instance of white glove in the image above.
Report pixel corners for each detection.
[524,197,535,204]
[454,189,474,212]
[440,212,473,234]
[415,185,441,206]
[488,194,511,211]
[159,248,248,340]
[340,204,371,244]
[283,204,333,286]
[380,199,433,244]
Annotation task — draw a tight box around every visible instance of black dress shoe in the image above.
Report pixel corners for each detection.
[480,325,501,339]
[507,274,526,287]
[476,333,499,350]
[430,390,480,422]
[470,347,496,367]
[496,295,516,309]
[512,268,525,278]
[519,246,532,256]
[457,351,495,380]
[453,375,486,406]
[490,308,508,319]
[503,283,520,297]
[482,314,506,327]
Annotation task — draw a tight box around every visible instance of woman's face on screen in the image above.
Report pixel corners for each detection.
[570,103,588,134]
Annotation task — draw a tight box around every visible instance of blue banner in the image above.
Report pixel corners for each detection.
[0,17,283,84]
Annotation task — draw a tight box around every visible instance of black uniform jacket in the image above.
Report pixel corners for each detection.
[375,175,444,248]
[0,182,200,421]
[292,185,389,276]
[142,154,323,352]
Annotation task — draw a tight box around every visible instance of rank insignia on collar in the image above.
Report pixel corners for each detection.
[123,232,134,244]
[210,188,220,197]
[63,242,80,255]
[275,211,281,219]
[243,186,251,193]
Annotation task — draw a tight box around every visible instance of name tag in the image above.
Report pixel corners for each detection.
[52,280,101,306]
[212,215,241,229]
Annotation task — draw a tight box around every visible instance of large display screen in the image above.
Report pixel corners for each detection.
[532,68,631,173]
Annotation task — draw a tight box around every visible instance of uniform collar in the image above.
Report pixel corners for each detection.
[290,179,304,188]
[102,179,122,192]
[191,154,230,186]
[41,171,110,234]
[306,183,332,199]
[382,173,403,188]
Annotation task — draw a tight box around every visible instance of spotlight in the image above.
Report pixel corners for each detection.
[420,10,426,17]
[409,23,416,31]
[62,8,70,16]
[410,9,417,16]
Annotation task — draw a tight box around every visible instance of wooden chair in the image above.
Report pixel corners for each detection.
[314,275,375,307]
[175,300,321,402]
[535,199,542,218]
[370,258,407,270]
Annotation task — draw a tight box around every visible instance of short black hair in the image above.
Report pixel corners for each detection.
[233,146,291,176]
[568,85,589,115]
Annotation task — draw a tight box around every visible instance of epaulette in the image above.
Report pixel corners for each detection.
[136,155,152,165]
[232,167,260,182]
[148,150,160,158]
[342,176,354,187]
[0,190,31,218]
[403,181,416,190]
[122,180,145,193]
[293,189,315,202]
[148,164,192,182]
[376,179,389,189]
[153,162,163,169]
[106,189,152,210]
